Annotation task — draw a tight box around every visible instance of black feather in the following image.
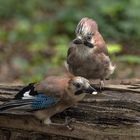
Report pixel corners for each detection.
[0,99,33,111]
[14,83,38,99]
[84,41,94,48]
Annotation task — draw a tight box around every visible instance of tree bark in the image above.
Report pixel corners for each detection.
[0,79,140,140]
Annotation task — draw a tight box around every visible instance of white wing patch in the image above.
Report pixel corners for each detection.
[22,91,35,99]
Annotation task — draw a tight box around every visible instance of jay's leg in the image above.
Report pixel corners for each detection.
[99,79,104,92]
[43,116,75,130]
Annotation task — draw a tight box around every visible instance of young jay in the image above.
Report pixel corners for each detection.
[66,17,115,89]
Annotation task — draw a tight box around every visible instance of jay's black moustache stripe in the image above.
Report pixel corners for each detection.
[75,90,83,95]
[84,41,94,48]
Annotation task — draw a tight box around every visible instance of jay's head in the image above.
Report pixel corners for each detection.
[68,76,97,100]
[73,17,98,48]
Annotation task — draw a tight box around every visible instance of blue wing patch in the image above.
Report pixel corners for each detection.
[14,83,58,110]
[32,94,58,110]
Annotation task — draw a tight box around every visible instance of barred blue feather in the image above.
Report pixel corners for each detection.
[32,94,57,110]
[0,83,58,111]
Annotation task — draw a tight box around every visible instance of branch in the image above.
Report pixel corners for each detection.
[0,80,140,140]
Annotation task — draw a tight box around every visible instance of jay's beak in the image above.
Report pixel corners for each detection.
[84,85,97,95]
[75,85,97,95]
[73,38,83,45]
[73,38,94,48]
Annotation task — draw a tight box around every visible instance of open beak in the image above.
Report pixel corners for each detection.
[73,38,83,45]
[84,85,98,95]
[75,85,98,95]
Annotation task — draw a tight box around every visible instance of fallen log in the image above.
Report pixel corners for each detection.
[0,79,140,140]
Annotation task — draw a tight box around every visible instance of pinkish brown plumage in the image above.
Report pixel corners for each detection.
[0,75,96,129]
[66,17,115,88]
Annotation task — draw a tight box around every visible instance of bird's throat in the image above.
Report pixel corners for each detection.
[76,45,92,59]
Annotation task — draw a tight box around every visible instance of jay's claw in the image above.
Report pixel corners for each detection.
[64,116,76,130]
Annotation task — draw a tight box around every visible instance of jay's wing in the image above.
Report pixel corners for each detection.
[0,77,68,112]
[0,94,58,112]
[34,76,69,98]
[67,42,76,58]
[66,42,77,66]
[14,76,70,100]
[94,31,109,56]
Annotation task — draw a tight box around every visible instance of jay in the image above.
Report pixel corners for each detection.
[0,76,96,128]
[66,17,115,89]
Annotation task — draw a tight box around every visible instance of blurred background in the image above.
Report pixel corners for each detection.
[0,0,140,84]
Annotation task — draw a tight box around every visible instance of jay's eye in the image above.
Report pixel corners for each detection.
[86,35,92,41]
[74,83,81,89]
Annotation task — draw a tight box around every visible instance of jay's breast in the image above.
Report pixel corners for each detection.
[68,55,110,79]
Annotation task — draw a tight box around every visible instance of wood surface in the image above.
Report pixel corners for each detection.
[0,79,139,140]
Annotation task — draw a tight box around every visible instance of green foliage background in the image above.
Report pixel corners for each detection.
[0,0,140,83]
